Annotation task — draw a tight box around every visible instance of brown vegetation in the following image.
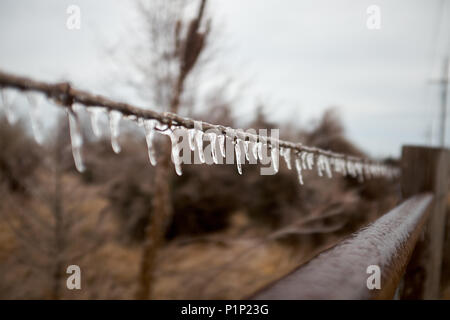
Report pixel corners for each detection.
[0,105,400,299]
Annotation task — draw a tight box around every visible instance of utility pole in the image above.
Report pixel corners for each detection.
[439,58,449,146]
[430,57,449,146]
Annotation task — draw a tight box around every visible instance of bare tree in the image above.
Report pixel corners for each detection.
[130,0,211,299]
[0,118,108,299]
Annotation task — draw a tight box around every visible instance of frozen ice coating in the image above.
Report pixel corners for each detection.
[334,158,345,176]
[218,134,226,158]
[257,141,264,161]
[346,161,352,176]
[341,159,348,176]
[353,162,359,178]
[295,157,304,185]
[324,156,333,178]
[271,146,279,174]
[188,128,196,151]
[143,119,157,166]
[0,70,402,202]
[338,160,343,175]
[109,110,122,154]
[281,147,292,170]
[234,140,243,175]
[168,129,183,176]
[208,133,218,164]
[126,114,137,122]
[195,129,205,163]
[243,140,250,161]
[154,120,171,132]
[26,92,45,145]
[251,141,258,161]
[306,153,314,170]
[317,155,324,177]
[87,107,106,138]
[301,152,308,170]
[67,110,85,173]
[0,88,18,124]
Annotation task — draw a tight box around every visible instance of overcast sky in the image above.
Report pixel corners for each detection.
[0,0,449,158]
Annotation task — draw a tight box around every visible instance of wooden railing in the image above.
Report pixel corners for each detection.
[250,146,449,300]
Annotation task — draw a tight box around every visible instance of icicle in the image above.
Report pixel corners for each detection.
[336,158,342,175]
[333,158,345,176]
[281,147,292,170]
[67,110,85,173]
[143,119,157,166]
[271,146,279,174]
[317,155,324,177]
[333,159,339,173]
[188,128,196,151]
[244,140,250,161]
[26,92,45,145]
[208,133,218,164]
[195,129,205,163]
[251,140,258,161]
[234,140,243,175]
[306,153,314,170]
[324,156,333,178]
[218,134,226,158]
[295,157,304,185]
[352,162,358,177]
[0,88,18,124]
[301,151,308,170]
[87,107,106,138]
[168,129,183,176]
[341,159,348,176]
[257,141,264,161]
[109,110,122,154]
[156,125,183,175]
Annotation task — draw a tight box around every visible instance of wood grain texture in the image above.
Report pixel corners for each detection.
[250,194,433,300]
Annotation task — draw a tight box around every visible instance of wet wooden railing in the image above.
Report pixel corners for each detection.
[250,146,449,300]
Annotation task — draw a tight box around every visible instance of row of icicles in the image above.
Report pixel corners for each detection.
[0,88,400,184]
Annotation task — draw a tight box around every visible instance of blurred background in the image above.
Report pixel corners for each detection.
[0,0,449,299]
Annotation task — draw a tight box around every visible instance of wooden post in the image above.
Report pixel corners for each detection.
[442,160,450,293]
[400,146,450,299]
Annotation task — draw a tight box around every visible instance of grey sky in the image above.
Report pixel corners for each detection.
[0,0,449,158]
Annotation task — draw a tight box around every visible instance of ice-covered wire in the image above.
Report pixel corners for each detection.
[0,69,398,175]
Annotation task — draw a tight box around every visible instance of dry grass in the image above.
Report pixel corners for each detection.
[0,197,348,299]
